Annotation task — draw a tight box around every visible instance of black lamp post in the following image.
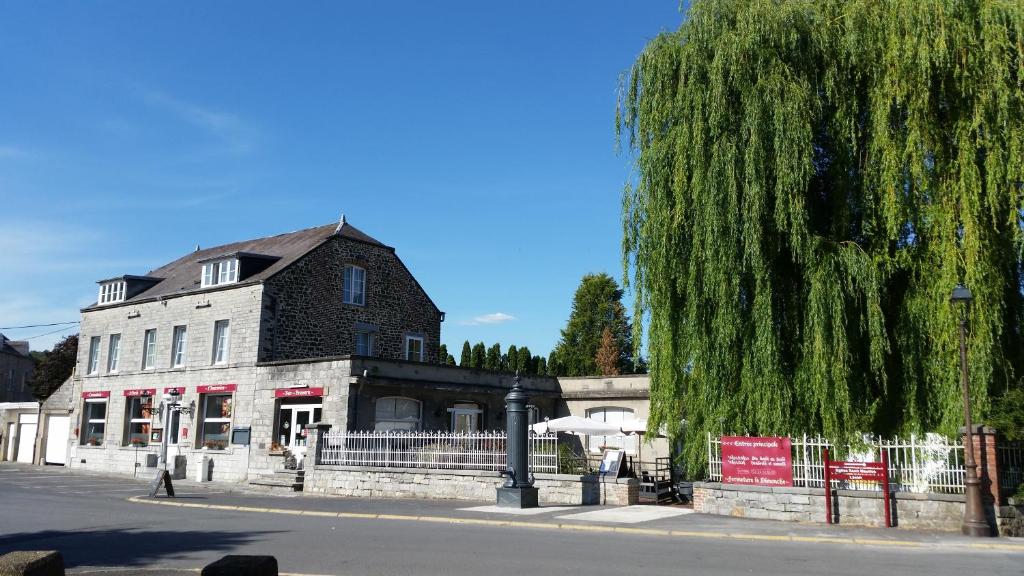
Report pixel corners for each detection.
[950,284,992,537]
[496,374,538,508]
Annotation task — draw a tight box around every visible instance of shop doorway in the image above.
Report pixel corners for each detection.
[277,402,322,448]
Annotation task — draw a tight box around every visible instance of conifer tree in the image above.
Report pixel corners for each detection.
[460,341,472,368]
[471,342,486,369]
[485,343,501,371]
[594,327,621,376]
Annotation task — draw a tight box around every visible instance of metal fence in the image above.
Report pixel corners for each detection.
[998,440,1024,495]
[318,430,559,474]
[707,433,966,494]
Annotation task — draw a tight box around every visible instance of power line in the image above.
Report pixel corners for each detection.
[23,325,79,341]
[0,321,79,330]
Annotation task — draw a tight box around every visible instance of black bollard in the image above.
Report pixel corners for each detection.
[496,374,539,508]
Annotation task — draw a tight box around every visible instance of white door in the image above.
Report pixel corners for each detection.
[45,416,70,465]
[5,423,15,461]
[16,414,37,463]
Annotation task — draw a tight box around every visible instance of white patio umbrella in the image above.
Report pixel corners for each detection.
[618,418,669,465]
[530,415,622,436]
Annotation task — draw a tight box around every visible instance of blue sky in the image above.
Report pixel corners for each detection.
[0,1,683,355]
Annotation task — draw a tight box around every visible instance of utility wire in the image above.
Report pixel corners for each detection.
[22,325,79,341]
[0,321,79,330]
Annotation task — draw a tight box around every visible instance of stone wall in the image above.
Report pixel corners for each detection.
[693,482,965,531]
[262,235,442,363]
[304,465,601,505]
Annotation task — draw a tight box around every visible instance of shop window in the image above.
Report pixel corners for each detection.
[586,406,636,454]
[81,399,107,446]
[123,396,154,446]
[198,394,233,450]
[374,397,421,431]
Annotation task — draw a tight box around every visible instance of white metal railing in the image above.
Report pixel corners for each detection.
[707,433,966,494]
[998,440,1024,494]
[317,430,559,474]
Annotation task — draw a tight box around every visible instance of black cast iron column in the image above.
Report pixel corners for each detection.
[496,375,538,508]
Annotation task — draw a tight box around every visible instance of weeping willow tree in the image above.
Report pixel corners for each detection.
[618,0,1024,475]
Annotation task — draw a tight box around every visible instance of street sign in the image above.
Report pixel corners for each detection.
[823,449,891,527]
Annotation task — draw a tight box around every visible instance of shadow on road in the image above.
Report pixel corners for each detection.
[0,528,279,568]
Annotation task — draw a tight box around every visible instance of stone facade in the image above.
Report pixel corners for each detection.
[557,375,666,462]
[693,482,968,531]
[0,335,34,403]
[261,235,442,363]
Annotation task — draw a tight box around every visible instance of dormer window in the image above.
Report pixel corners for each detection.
[98,281,126,305]
[201,259,238,288]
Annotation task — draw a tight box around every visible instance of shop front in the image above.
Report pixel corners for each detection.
[273,387,323,452]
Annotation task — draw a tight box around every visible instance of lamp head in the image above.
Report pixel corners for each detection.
[951,284,973,305]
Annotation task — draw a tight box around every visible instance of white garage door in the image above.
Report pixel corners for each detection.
[45,415,70,465]
[16,414,38,464]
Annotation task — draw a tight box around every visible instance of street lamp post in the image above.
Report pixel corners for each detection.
[950,285,992,537]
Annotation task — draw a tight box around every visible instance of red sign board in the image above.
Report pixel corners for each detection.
[274,387,324,398]
[164,387,187,395]
[721,436,793,487]
[196,384,237,394]
[828,461,886,482]
[81,391,110,399]
[123,388,156,397]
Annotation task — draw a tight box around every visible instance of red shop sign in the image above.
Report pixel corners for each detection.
[164,387,187,395]
[81,391,111,399]
[274,387,324,398]
[123,388,156,397]
[196,384,237,394]
[720,436,793,487]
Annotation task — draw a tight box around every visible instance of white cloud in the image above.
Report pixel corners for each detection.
[458,312,516,326]
[136,86,257,155]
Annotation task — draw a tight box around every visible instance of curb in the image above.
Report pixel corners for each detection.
[125,496,1024,553]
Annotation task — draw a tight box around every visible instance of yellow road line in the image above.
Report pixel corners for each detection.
[123,497,1024,553]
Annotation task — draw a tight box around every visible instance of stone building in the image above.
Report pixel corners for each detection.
[0,334,34,403]
[60,218,560,482]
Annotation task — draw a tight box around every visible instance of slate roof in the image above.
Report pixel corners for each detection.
[0,334,30,358]
[83,221,387,310]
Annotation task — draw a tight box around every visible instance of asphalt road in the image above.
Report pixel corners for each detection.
[0,465,1020,575]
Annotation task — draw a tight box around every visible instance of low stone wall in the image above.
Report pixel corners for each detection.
[304,465,638,505]
[694,482,966,531]
[998,500,1024,537]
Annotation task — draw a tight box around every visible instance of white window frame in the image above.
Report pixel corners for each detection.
[87,336,100,375]
[171,325,187,368]
[405,335,424,362]
[142,329,157,370]
[98,281,126,305]
[107,334,121,373]
[81,399,107,446]
[355,330,375,356]
[342,265,366,306]
[198,393,233,450]
[374,396,421,431]
[212,320,230,365]
[123,395,154,446]
[201,258,239,288]
[586,406,637,455]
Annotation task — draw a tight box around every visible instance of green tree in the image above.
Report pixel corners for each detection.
[485,343,501,371]
[552,273,634,377]
[446,354,456,366]
[459,341,472,368]
[438,344,449,366]
[594,327,621,376]
[29,334,78,400]
[471,342,486,369]
[546,351,561,376]
[516,346,533,375]
[618,0,1024,475]
[536,356,548,376]
[506,345,518,373]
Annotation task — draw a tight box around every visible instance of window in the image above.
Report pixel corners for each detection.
[355,330,375,356]
[171,325,187,367]
[201,259,238,288]
[81,399,107,446]
[342,265,366,305]
[198,394,233,449]
[142,329,157,370]
[107,334,121,373]
[450,402,482,433]
[374,397,421,431]
[98,281,126,305]
[212,320,230,364]
[405,336,424,362]
[586,407,636,454]
[124,396,154,446]
[87,336,100,375]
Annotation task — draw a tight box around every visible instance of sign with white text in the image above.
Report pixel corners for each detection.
[720,436,793,487]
